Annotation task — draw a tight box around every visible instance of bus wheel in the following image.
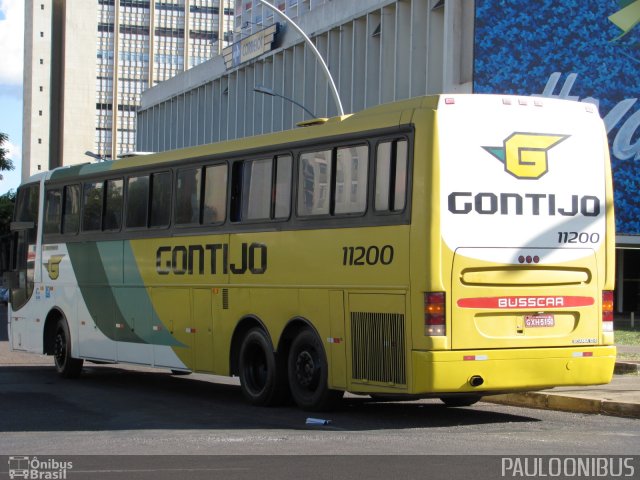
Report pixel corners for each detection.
[287,328,342,411]
[440,395,480,408]
[238,327,288,406]
[53,318,83,378]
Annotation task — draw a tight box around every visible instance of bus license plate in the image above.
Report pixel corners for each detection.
[524,314,555,328]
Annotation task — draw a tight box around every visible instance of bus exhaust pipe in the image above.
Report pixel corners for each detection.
[469,375,484,387]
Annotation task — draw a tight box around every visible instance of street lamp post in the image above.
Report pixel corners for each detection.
[257,0,345,117]
[254,85,317,119]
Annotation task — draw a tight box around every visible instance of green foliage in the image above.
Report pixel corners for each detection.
[0,190,16,235]
[616,326,640,345]
[0,132,15,173]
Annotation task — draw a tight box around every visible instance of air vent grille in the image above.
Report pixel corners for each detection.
[222,288,229,310]
[351,312,406,385]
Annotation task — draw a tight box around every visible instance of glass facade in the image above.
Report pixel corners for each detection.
[95,0,234,158]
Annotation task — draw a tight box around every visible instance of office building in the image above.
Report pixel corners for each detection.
[22,0,234,180]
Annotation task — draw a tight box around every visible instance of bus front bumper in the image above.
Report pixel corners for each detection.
[412,346,616,394]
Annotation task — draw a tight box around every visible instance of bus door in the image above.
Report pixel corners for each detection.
[6,183,40,350]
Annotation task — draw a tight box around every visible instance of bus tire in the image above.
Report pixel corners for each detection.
[440,395,480,408]
[238,327,288,406]
[53,318,83,378]
[287,328,342,411]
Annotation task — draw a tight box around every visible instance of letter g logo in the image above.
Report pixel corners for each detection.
[483,133,569,179]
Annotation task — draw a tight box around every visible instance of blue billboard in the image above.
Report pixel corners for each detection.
[474,0,640,235]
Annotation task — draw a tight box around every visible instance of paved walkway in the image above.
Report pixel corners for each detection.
[485,346,640,419]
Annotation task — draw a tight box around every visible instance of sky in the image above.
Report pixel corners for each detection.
[0,0,23,195]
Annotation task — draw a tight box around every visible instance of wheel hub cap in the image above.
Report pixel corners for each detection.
[295,351,315,387]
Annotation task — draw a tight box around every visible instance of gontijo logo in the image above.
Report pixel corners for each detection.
[483,133,569,179]
[44,255,65,280]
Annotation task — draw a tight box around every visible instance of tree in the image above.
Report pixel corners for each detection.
[0,190,16,235]
[0,132,15,174]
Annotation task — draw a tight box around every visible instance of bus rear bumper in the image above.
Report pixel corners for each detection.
[411,346,616,394]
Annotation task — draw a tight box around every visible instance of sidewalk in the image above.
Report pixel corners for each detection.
[484,346,640,419]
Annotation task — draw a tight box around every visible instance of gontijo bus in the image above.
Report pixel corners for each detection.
[3,95,616,410]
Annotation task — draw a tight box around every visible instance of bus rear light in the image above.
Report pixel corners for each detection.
[602,291,614,332]
[444,98,455,105]
[425,292,445,336]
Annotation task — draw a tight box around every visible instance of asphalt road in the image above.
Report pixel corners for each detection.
[1,306,639,479]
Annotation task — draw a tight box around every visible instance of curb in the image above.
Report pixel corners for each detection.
[484,392,640,419]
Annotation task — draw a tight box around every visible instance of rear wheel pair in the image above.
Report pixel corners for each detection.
[238,327,341,410]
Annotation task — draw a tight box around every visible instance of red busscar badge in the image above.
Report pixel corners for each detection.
[457,296,594,309]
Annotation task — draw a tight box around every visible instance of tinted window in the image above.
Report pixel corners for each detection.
[298,150,331,216]
[244,158,272,220]
[82,182,104,232]
[176,168,201,225]
[149,172,172,228]
[126,175,149,228]
[104,179,123,231]
[274,155,292,219]
[14,184,40,224]
[375,139,408,212]
[44,189,62,234]
[335,145,368,214]
[203,164,227,224]
[62,185,80,234]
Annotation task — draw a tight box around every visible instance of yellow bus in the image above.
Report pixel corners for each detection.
[4,94,616,410]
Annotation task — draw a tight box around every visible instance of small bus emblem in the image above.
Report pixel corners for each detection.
[483,133,569,179]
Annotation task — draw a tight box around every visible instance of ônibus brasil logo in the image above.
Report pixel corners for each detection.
[483,133,569,180]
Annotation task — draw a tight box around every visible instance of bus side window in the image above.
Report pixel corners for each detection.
[335,145,368,215]
[104,179,123,231]
[274,154,292,219]
[62,185,80,234]
[44,189,62,234]
[243,158,273,220]
[126,175,150,229]
[203,164,227,225]
[298,149,332,216]
[149,172,172,228]
[375,139,408,212]
[14,183,40,224]
[82,181,104,232]
[176,168,201,225]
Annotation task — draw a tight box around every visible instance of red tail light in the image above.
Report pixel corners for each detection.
[602,291,613,332]
[425,292,445,336]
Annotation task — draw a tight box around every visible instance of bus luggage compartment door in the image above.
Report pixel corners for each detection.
[451,248,600,350]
